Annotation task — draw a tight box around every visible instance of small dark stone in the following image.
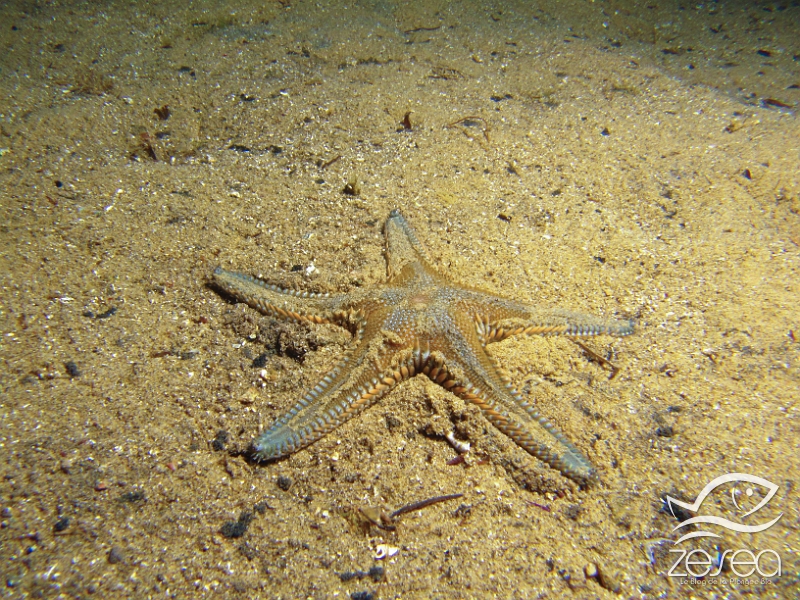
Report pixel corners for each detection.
[600,127,610,136]
[367,565,384,582]
[351,592,374,600]
[64,361,81,378]
[276,475,292,491]
[253,501,271,514]
[220,511,254,539]
[53,517,70,532]
[119,490,146,503]
[251,353,269,368]
[655,425,674,437]
[96,307,117,319]
[211,430,229,452]
[339,571,357,582]
[107,546,124,564]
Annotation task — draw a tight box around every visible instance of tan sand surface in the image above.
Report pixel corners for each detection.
[1,0,798,598]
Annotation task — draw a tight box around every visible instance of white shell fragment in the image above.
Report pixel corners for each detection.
[374,544,399,560]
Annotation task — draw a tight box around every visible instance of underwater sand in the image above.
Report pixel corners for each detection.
[1,0,798,598]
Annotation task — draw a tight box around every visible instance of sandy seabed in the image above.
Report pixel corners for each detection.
[1,0,798,598]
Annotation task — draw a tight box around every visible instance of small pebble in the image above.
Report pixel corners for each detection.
[107,546,124,564]
[655,425,674,437]
[211,430,229,451]
[220,511,253,539]
[53,517,70,533]
[584,563,598,578]
[64,361,81,378]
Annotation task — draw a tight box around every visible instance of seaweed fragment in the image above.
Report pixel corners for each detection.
[445,116,490,142]
[154,105,171,120]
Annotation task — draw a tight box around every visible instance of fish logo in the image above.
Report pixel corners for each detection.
[665,473,783,544]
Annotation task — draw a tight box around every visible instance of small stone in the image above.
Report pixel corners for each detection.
[211,430,229,451]
[220,511,254,539]
[64,361,81,378]
[107,546,124,564]
[656,425,674,437]
[276,475,292,491]
[53,517,70,533]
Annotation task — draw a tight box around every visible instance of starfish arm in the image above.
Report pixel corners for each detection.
[427,312,597,483]
[251,328,427,461]
[454,293,634,342]
[384,209,440,280]
[213,267,350,324]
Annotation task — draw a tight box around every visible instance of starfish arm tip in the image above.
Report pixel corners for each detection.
[614,319,635,336]
[250,429,295,462]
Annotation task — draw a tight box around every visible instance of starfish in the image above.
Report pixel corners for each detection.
[213,210,633,483]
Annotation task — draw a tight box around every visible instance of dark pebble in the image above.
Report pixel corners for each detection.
[655,425,674,437]
[276,475,292,491]
[107,546,124,564]
[211,430,229,452]
[252,353,269,368]
[53,517,70,532]
[351,592,374,600]
[220,511,254,539]
[64,361,81,377]
[119,490,146,503]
